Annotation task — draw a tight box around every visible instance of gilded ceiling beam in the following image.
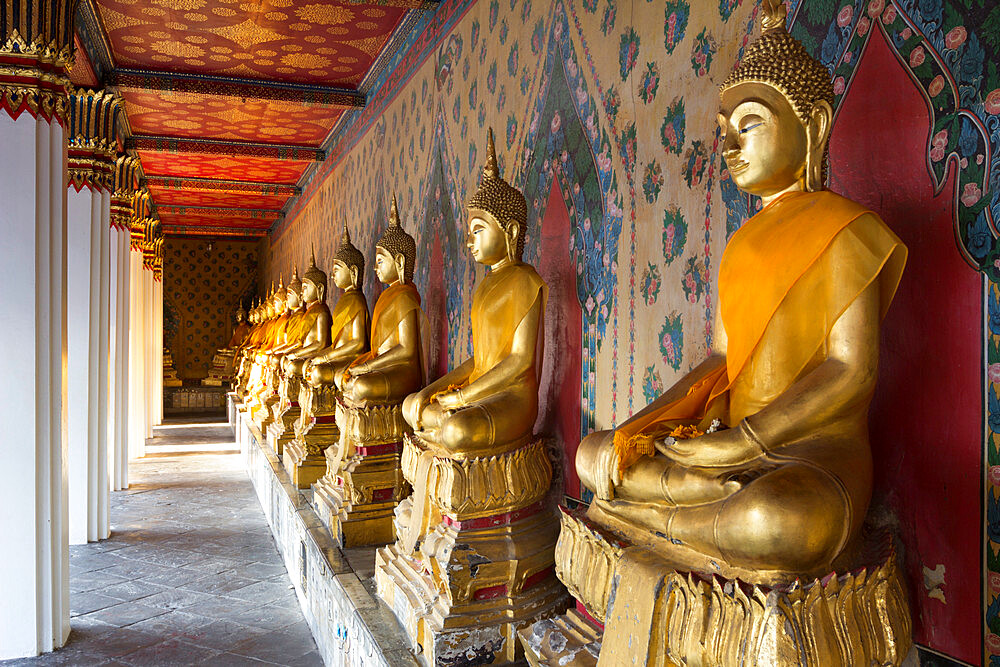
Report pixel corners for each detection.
[110,69,365,107]
[143,176,299,197]
[126,135,324,161]
[161,226,269,238]
[155,204,281,220]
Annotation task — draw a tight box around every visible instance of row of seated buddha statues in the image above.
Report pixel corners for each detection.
[203,307,250,387]
[233,5,918,661]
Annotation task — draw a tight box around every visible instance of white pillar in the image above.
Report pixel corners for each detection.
[109,224,129,490]
[96,188,111,537]
[152,276,163,425]
[128,247,146,459]
[0,110,71,658]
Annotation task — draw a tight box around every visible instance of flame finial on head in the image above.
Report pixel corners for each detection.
[334,222,365,280]
[466,127,529,260]
[376,193,416,282]
[303,242,328,294]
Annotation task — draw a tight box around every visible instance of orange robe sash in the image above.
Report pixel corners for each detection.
[327,290,368,348]
[348,282,421,370]
[613,190,907,471]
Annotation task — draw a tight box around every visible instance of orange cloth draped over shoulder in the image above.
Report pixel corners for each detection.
[347,282,421,371]
[327,290,368,347]
[613,190,907,472]
[470,263,548,382]
[285,302,326,345]
[261,313,292,352]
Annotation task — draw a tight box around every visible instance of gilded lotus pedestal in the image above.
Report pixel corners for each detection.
[312,393,410,548]
[517,508,912,667]
[202,349,234,387]
[375,434,570,666]
[282,382,338,490]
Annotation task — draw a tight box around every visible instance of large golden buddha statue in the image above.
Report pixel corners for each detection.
[521,3,912,665]
[376,130,567,666]
[248,280,294,429]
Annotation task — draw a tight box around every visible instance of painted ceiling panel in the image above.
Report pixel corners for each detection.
[69,35,100,88]
[123,91,342,144]
[148,187,289,210]
[158,212,276,227]
[137,151,311,184]
[95,0,408,86]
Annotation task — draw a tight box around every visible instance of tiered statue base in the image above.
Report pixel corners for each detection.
[312,395,410,548]
[284,383,338,490]
[518,508,913,667]
[270,373,301,468]
[375,434,570,666]
[202,350,235,387]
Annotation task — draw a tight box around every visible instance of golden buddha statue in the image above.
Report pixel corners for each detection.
[313,199,425,546]
[303,229,370,389]
[521,3,912,664]
[204,305,251,387]
[248,280,293,429]
[228,307,251,348]
[376,130,567,666]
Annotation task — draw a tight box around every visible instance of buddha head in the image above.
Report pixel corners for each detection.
[717,0,833,199]
[236,306,247,324]
[466,128,528,266]
[375,194,416,285]
[302,248,328,303]
[272,277,288,315]
[286,267,303,310]
[332,224,365,290]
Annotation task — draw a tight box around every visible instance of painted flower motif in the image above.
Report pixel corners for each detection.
[833,76,846,95]
[681,256,708,304]
[506,115,517,146]
[882,5,896,23]
[640,263,662,306]
[662,207,688,264]
[989,633,1000,656]
[507,41,519,76]
[718,0,741,22]
[487,61,497,93]
[928,75,945,97]
[488,0,499,30]
[605,86,622,120]
[909,45,925,68]
[468,80,477,110]
[991,572,1000,594]
[581,0,598,12]
[900,27,912,40]
[989,363,1000,384]
[837,5,853,27]
[690,28,715,77]
[620,123,638,174]
[856,16,870,36]
[601,0,617,35]
[683,140,708,188]
[985,89,1000,115]
[642,161,664,203]
[531,19,544,55]
[660,97,686,155]
[663,0,690,55]
[930,129,948,162]
[659,312,684,371]
[867,0,884,17]
[619,27,640,81]
[961,182,982,207]
[945,26,967,50]
[638,62,660,104]
[641,366,665,404]
[991,466,1000,486]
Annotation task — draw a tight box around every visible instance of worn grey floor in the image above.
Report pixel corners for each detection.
[2,418,322,666]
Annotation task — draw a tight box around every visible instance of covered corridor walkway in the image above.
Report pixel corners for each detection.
[1,421,321,667]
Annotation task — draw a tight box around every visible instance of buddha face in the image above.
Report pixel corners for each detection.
[331,259,357,290]
[301,278,321,303]
[286,288,301,310]
[374,247,401,285]
[718,82,810,199]
[273,293,287,314]
[467,212,512,266]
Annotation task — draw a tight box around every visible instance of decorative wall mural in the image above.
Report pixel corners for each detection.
[163,238,259,381]
[262,1,999,662]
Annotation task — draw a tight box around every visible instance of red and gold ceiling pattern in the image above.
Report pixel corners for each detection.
[87,0,418,237]
[148,188,288,210]
[137,151,311,184]
[70,35,101,88]
[95,0,407,86]
[122,91,342,144]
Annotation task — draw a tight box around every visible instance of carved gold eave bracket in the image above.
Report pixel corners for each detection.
[0,31,74,124]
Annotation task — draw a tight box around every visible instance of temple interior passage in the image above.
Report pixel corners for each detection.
[2,0,996,665]
[1,419,322,667]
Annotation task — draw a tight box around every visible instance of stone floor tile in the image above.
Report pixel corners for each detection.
[179,570,258,595]
[99,580,167,602]
[136,566,207,588]
[70,570,129,594]
[79,601,170,628]
[65,626,162,659]
[0,647,110,666]
[228,627,317,664]
[284,651,325,667]
[117,638,222,666]
[227,602,308,631]
[70,592,122,617]
[174,619,270,651]
[225,579,296,605]
[139,586,217,611]
[68,552,129,574]
[237,562,289,581]
[194,653,280,666]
